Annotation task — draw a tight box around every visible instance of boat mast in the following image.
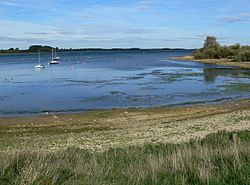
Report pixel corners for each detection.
[52,48,54,60]
[38,50,41,65]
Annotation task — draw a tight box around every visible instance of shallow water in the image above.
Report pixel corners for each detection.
[0,50,249,117]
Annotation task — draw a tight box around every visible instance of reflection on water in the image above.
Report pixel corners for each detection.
[0,50,249,117]
[203,68,250,82]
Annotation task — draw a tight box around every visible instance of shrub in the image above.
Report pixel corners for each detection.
[192,37,250,62]
[234,50,250,62]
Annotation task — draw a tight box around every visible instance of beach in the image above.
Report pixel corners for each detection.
[1,98,249,153]
[172,55,250,69]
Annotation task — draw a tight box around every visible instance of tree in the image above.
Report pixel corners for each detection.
[192,36,250,61]
[29,45,43,52]
[203,36,219,48]
[28,45,52,52]
[230,43,241,50]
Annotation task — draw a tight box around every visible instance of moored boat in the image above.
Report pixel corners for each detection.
[49,48,60,65]
[35,51,45,69]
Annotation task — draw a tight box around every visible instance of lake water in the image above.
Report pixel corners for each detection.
[0,50,250,117]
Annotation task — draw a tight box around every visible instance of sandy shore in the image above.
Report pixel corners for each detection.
[172,55,250,69]
[0,99,249,153]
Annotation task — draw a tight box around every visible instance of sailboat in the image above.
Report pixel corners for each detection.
[49,48,60,64]
[54,48,60,60]
[35,51,45,69]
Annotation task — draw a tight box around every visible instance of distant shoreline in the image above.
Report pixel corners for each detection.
[0,48,194,55]
[172,55,250,69]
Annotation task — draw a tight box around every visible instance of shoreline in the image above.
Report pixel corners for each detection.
[171,55,250,69]
[0,97,242,118]
[1,98,249,152]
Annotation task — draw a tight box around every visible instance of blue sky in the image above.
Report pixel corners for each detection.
[0,0,250,49]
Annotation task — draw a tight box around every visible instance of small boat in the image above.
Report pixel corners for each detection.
[49,48,60,65]
[54,48,61,60]
[35,51,45,69]
[54,56,61,60]
[49,58,60,64]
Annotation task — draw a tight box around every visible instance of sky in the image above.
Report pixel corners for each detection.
[0,0,250,49]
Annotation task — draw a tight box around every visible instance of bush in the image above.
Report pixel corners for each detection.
[192,50,204,59]
[234,50,250,62]
[218,46,233,58]
[192,37,250,62]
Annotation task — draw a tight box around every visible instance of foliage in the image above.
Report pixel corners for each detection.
[28,45,53,52]
[234,50,250,62]
[0,131,250,185]
[203,36,219,48]
[193,36,250,62]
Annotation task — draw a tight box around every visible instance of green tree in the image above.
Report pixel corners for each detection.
[29,45,43,52]
[230,43,241,50]
[28,45,52,52]
[204,36,219,48]
[192,36,250,61]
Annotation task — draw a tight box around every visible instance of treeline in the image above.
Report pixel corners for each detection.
[0,45,56,53]
[193,36,250,62]
[0,45,190,53]
[28,45,57,52]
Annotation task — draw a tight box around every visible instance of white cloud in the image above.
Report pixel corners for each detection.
[220,13,250,23]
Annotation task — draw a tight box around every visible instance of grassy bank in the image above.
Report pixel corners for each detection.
[172,55,250,69]
[0,130,250,185]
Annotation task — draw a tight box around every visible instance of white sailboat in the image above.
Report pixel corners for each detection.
[54,48,61,60]
[35,51,45,69]
[49,48,60,64]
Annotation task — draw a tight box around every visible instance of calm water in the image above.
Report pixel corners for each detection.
[0,50,250,117]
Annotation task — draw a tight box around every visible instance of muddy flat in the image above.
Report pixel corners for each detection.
[0,99,249,153]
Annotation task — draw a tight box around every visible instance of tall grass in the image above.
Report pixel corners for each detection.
[0,131,250,185]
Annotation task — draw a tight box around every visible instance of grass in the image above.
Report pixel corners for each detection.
[0,130,250,185]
